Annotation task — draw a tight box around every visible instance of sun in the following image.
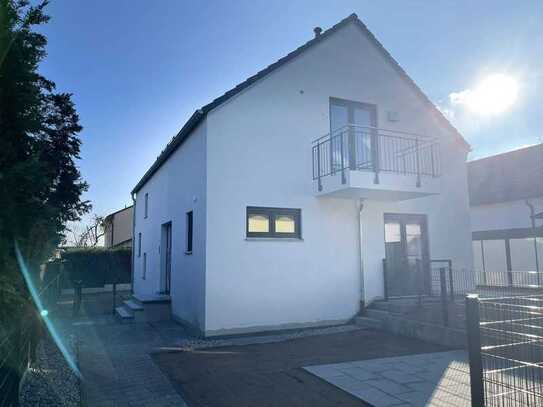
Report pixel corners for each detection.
[463,74,519,115]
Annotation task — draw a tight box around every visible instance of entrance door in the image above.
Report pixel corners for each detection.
[384,214,430,297]
[329,98,377,172]
[161,222,172,294]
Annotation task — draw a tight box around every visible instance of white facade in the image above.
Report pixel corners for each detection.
[104,206,134,248]
[133,17,473,336]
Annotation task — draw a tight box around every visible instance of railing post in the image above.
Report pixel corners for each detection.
[466,294,485,407]
[348,126,356,171]
[340,130,346,184]
[440,267,449,326]
[448,260,454,302]
[317,142,322,191]
[415,137,421,187]
[431,144,436,177]
[382,258,389,301]
[371,129,380,184]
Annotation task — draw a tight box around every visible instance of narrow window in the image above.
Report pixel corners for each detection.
[138,233,142,257]
[186,211,193,254]
[142,252,147,280]
[144,193,149,218]
[246,207,301,239]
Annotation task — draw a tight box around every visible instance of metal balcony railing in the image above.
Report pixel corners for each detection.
[312,125,440,191]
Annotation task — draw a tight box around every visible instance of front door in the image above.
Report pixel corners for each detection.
[161,222,172,294]
[384,214,430,297]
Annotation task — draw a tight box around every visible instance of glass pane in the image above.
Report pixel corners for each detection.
[510,238,537,272]
[353,107,372,127]
[275,215,295,233]
[472,241,484,272]
[248,214,269,233]
[330,103,348,132]
[384,222,401,243]
[406,223,422,257]
[482,240,507,286]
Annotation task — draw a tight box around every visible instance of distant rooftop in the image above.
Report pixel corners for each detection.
[468,143,543,206]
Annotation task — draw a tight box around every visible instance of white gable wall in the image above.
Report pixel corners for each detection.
[471,197,543,232]
[204,22,472,335]
[133,122,207,332]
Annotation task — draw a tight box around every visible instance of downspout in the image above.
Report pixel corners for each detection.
[358,199,365,311]
[131,192,137,295]
[526,201,541,279]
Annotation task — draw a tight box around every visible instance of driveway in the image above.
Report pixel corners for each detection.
[152,328,449,407]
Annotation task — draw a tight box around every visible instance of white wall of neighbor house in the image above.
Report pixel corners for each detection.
[204,22,472,335]
[470,197,543,232]
[133,122,207,332]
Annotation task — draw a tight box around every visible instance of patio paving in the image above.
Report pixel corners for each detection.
[304,350,471,407]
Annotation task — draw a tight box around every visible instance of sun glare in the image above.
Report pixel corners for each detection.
[461,74,519,115]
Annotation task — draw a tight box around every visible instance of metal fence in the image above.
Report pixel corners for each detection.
[312,125,440,187]
[467,294,543,406]
[0,273,62,407]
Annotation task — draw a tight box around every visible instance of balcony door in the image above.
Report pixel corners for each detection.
[384,213,430,297]
[329,98,377,172]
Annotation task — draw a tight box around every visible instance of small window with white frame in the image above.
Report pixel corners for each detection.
[185,211,193,254]
[138,233,142,257]
[246,207,301,239]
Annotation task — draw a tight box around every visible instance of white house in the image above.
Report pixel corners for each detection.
[103,205,134,248]
[469,144,543,283]
[130,14,473,337]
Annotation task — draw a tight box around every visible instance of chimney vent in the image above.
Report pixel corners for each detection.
[313,27,322,38]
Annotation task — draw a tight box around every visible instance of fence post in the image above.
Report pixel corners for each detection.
[382,258,389,301]
[466,294,485,407]
[317,142,322,191]
[440,267,449,326]
[448,260,454,302]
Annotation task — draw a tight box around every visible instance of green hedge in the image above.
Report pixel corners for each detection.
[52,247,132,288]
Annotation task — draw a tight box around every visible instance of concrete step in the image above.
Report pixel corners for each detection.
[115,306,134,323]
[355,316,383,330]
[371,301,390,311]
[124,299,144,311]
[365,309,390,320]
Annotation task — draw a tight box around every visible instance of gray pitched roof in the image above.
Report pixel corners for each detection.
[468,143,543,206]
[132,13,469,194]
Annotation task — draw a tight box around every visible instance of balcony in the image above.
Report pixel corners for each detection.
[312,125,441,200]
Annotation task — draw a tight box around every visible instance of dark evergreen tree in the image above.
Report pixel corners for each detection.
[0,0,90,318]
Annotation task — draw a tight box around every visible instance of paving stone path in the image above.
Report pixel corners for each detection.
[304,350,470,407]
[59,316,189,407]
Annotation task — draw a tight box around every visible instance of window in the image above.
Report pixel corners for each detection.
[144,193,149,218]
[246,207,301,239]
[186,211,193,254]
[138,233,142,257]
[144,192,149,219]
[142,252,147,280]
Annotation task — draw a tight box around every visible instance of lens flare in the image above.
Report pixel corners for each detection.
[15,241,81,378]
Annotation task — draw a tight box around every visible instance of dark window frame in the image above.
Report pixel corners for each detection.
[246,207,301,239]
[142,252,147,280]
[138,232,142,257]
[144,193,149,219]
[186,210,193,254]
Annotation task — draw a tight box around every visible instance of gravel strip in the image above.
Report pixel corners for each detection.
[172,323,362,350]
[20,335,81,407]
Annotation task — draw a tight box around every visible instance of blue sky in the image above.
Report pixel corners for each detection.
[39,0,542,217]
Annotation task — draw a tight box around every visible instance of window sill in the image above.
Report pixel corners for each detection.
[184,251,193,255]
[245,237,303,242]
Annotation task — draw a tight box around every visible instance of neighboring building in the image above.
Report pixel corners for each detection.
[469,144,543,280]
[131,14,473,337]
[103,206,134,248]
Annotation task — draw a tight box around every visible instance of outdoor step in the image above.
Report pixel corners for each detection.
[372,301,390,311]
[115,306,134,321]
[354,316,383,330]
[365,309,390,320]
[123,299,144,311]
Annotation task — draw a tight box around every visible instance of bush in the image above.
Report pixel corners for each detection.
[54,247,132,288]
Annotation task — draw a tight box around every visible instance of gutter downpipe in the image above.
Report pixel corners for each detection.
[130,192,137,295]
[358,199,365,311]
[526,201,541,283]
